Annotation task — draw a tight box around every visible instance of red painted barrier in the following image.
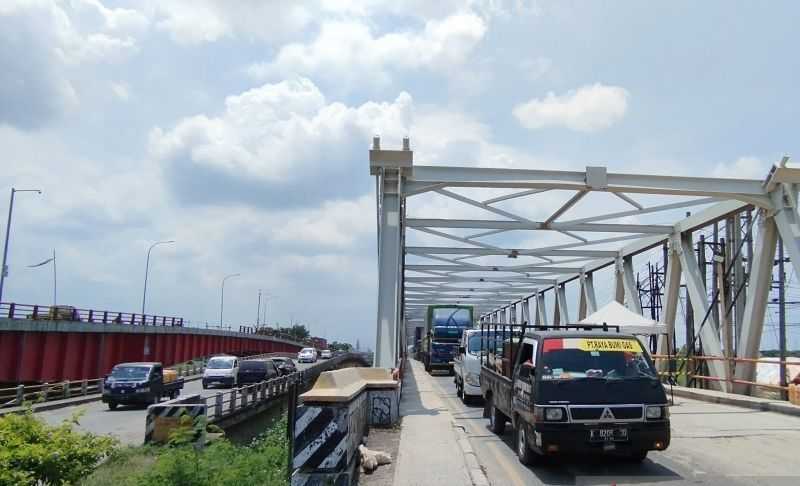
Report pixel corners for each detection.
[0,325,303,383]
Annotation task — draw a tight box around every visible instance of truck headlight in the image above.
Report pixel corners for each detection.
[535,406,566,421]
[545,407,564,421]
[465,372,480,387]
[646,405,665,419]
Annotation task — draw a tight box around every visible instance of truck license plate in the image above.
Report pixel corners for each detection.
[590,428,627,442]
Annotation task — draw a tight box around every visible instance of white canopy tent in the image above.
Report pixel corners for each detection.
[578,301,667,336]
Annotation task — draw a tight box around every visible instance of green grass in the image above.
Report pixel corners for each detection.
[81,447,158,486]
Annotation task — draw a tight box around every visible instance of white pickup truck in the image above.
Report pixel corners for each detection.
[453,329,484,403]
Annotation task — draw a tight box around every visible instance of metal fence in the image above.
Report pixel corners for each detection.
[1,302,184,327]
[0,359,208,409]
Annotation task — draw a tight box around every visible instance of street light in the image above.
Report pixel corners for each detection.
[257,290,275,327]
[0,188,42,303]
[141,240,175,315]
[220,273,241,328]
[28,249,57,307]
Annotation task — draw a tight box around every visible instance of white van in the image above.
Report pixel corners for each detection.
[202,355,239,389]
[453,329,485,403]
[297,347,318,363]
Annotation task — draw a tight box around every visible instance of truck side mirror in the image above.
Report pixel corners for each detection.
[458,346,465,354]
[518,364,533,380]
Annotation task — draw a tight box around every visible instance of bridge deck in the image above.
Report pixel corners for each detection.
[405,359,800,486]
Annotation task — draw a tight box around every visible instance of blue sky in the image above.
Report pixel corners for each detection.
[2,1,799,349]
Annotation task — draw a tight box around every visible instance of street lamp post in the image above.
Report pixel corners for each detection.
[220,273,240,328]
[28,249,57,306]
[0,188,42,303]
[141,240,175,315]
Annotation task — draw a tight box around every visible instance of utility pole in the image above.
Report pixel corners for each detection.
[778,238,788,401]
[257,289,262,326]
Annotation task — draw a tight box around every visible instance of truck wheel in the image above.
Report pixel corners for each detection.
[629,450,648,463]
[488,396,505,435]
[107,401,118,411]
[516,421,536,465]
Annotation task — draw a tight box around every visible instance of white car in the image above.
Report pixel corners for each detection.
[453,329,484,403]
[297,347,318,363]
[202,355,239,389]
[320,349,332,359]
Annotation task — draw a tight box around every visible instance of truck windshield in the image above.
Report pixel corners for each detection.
[541,337,657,380]
[110,366,149,380]
[431,307,471,327]
[433,327,463,340]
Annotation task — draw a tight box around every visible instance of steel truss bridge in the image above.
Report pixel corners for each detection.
[371,138,800,395]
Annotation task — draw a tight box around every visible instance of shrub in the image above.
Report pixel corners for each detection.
[134,416,289,486]
[0,408,117,486]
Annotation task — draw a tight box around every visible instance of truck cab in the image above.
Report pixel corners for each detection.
[102,362,184,410]
[422,305,473,375]
[481,326,670,464]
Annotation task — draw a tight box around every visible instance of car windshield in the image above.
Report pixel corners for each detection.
[540,337,657,380]
[207,358,234,369]
[240,361,266,371]
[110,366,149,380]
[301,348,314,353]
[467,334,483,355]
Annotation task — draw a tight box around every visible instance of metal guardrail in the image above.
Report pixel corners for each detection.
[1,302,184,327]
[198,354,358,423]
[1,302,314,347]
[653,354,799,394]
[0,359,208,409]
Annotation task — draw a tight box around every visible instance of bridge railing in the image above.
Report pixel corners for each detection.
[0,358,208,409]
[654,354,799,397]
[1,302,184,327]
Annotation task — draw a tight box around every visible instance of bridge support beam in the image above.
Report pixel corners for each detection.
[657,236,682,361]
[371,138,412,369]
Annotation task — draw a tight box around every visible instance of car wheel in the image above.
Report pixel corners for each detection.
[488,396,505,434]
[516,421,537,465]
[108,401,118,411]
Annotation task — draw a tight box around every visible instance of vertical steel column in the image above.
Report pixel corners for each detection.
[521,298,531,325]
[535,292,547,326]
[613,257,625,304]
[677,232,729,391]
[734,209,778,394]
[657,235,682,359]
[554,284,569,326]
[733,212,746,352]
[371,138,411,369]
[622,256,643,314]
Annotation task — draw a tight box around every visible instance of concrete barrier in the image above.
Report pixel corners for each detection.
[291,367,400,485]
[145,394,207,444]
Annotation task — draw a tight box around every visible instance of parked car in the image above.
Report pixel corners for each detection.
[297,347,318,363]
[202,355,240,389]
[271,357,297,375]
[320,349,332,359]
[102,362,184,410]
[237,359,279,385]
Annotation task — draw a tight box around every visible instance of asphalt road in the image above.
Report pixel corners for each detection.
[38,360,319,445]
[427,372,800,486]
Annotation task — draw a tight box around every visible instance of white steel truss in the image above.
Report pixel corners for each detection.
[371,138,800,394]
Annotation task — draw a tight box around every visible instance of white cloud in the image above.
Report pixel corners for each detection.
[110,82,130,101]
[273,195,375,248]
[149,77,412,182]
[513,83,629,132]
[712,156,770,179]
[150,0,313,45]
[247,13,487,86]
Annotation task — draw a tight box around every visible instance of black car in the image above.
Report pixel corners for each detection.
[237,359,279,385]
[271,357,297,376]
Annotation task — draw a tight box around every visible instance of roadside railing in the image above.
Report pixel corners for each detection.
[653,354,799,396]
[1,302,184,327]
[0,358,209,409]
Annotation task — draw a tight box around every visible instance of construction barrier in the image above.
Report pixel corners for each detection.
[145,394,207,444]
[291,367,399,486]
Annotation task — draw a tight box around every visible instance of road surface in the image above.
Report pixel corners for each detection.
[38,360,318,445]
[427,371,800,486]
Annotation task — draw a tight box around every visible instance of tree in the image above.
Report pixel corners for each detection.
[329,341,353,353]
